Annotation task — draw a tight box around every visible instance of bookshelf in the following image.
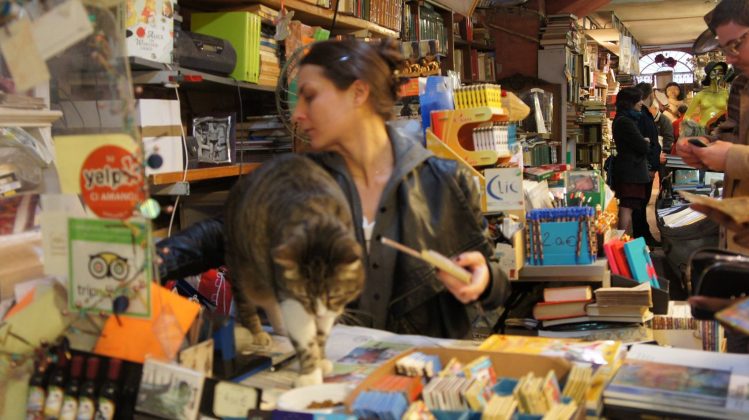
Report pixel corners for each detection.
[180,0,399,38]
[453,13,496,82]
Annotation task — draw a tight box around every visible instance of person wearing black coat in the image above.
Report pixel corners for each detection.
[612,87,652,235]
[633,82,663,246]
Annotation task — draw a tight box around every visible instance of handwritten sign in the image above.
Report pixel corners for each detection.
[530,221,593,265]
[213,382,259,417]
[485,168,524,212]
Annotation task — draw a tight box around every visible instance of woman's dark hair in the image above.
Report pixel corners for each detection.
[665,82,684,100]
[300,38,407,120]
[616,87,642,112]
[635,82,653,100]
[708,0,749,32]
[702,61,727,86]
[677,104,689,115]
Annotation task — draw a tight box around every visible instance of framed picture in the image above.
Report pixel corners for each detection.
[566,170,600,194]
[192,115,235,164]
[136,358,205,420]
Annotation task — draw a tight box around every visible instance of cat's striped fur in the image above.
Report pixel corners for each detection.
[225,154,364,386]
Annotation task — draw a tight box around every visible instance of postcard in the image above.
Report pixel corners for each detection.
[336,341,412,365]
[136,358,205,420]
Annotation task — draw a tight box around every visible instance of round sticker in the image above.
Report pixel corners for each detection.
[80,145,144,219]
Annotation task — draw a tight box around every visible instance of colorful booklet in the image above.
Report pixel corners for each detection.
[623,237,659,288]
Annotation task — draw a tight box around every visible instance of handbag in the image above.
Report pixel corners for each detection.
[687,248,749,319]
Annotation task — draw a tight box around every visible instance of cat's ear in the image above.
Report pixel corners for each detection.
[272,244,298,271]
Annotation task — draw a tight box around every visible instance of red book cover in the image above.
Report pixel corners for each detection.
[613,240,632,278]
[604,240,621,275]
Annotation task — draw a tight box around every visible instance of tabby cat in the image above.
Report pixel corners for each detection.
[225,154,365,386]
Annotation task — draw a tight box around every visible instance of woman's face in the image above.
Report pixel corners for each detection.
[666,85,680,99]
[709,66,725,82]
[291,64,358,151]
[633,98,644,112]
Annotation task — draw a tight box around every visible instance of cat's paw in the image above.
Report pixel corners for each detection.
[294,368,323,387]
[318,358,334,375]
[252,331,273,347]
[234,326,255,352]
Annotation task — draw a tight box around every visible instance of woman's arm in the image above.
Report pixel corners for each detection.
[615,117,650,155]
[438,166,511,310]
[155,217,226,281]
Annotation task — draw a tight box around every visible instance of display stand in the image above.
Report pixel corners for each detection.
[429,106,510,167]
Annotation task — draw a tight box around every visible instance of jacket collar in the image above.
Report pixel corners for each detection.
[311,121,433,179]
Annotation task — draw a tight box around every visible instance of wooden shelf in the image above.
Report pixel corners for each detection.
[454,38,495,51]
[149,163,261,185]
[181,0,399,38]
[0,108,63,127]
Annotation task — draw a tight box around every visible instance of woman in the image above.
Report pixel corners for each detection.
[612,87,651,235]
[158,39,510,339]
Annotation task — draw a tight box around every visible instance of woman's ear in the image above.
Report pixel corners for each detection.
[350,79,371,107]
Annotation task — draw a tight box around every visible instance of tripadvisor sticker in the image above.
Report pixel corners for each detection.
[80,145,144,219]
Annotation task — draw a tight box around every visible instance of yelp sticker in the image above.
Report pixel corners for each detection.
[79,145,144,219]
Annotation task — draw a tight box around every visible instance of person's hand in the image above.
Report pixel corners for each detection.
[688,295,735,313]
[674,136,709,168]
[693,140,732,172]
[659,152,667,165]
[436,251,490,304]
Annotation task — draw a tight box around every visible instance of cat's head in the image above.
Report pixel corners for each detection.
[272,216,364,316]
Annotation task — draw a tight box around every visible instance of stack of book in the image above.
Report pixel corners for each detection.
[235,115,291,162]
[258,24,281,87]
[579,100,606,124]
[533,286,593,326]
[534,284,654,331]
[539,14,580,52]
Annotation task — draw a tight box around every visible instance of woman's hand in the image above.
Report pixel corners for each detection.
[436,251,490,304]
[693,140,732,172]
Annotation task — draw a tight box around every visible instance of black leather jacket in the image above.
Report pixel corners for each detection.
[157,124,510,339]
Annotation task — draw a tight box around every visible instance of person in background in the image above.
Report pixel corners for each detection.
[612,87,651,235]
[671,104,689,146]
[157,39,511,339]
[634,82,662,246]
[675,0,749,352]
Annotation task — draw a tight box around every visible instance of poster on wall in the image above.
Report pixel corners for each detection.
[67,217,151,317]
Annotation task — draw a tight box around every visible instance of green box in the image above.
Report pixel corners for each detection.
[191,12,261,83]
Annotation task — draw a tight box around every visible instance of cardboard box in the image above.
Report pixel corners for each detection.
[344,346,571,412]
[135,99,184,175]
[191,12,261,83]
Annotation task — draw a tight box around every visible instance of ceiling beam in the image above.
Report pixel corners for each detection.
[546,0,611,17]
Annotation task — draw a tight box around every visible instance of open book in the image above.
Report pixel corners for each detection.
[679,191,749,225]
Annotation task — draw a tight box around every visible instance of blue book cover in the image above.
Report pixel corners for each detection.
[623,237,659,288]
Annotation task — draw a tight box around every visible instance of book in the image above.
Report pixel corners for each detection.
[715,297,749,335]
[612,240,631,278]
[533,299,592,321]
[541,311,653,328]
[604,344,749,419]
[594,282,653,307]
[680,191,749,225]
[543,286,592,303]
[585,303,648,317]
[623,237,659,288]
[603,240,621,275]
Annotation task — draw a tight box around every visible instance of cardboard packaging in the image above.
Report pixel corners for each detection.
[135,99,184,175]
